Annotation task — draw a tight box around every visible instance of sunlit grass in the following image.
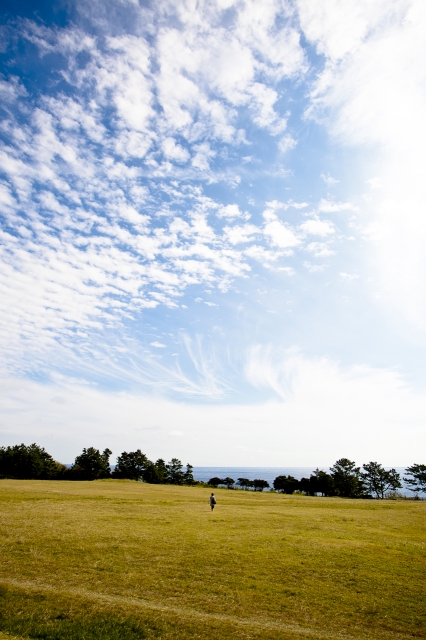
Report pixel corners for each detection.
[0,480,424,639]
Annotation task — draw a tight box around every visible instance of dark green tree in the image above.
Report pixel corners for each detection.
[309,469,335,496]
[273,475,299,494]
[153,459,168,483]
[404,464,426,494]
[223,476,235,489]
[237,477,251,490]
[253,478,269,492]
[0,443,64,479]
[71,447,112,480]
[299,476,317,495]
[166,458,185,485]
[330,458,364,497]
[140,461,157,483]
[361,462,402,499]
[208,476,223,488]
[184,463,195,485]
[113,450,150,480]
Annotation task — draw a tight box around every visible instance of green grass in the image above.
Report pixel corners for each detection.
[0,480,424,639]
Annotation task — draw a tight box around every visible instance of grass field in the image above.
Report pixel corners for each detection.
[0,480,424,640]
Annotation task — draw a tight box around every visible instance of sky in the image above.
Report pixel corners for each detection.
[0,0,425,467]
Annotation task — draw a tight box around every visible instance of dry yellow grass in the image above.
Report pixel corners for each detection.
[0,479,424,639]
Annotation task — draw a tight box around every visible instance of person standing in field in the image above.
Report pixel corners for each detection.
[209,493,216,511]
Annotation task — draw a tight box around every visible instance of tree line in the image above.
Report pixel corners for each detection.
[208,477,270,491]
[0,445,425,497]
[0,444,195,485]
[208,458,426,498]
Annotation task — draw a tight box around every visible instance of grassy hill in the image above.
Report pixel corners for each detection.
[0,479,424,639]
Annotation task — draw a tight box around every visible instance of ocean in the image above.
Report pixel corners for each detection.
[192,466,314,486]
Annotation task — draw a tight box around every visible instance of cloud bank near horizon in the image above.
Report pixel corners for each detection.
[1,350,424,466]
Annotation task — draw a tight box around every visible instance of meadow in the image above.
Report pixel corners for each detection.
[0,480,424,640]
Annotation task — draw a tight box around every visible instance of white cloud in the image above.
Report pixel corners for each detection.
[244,245,281,264]
[224,223,258,245]
[366,177,383,190]
[150,341,167,348]
[248,82,286,133]
[305,242,335,258]
[0,77,27,102]
[303,261,327,273]
[265,199,308,211]
[147,2,306,148]
[0,170,277,376]
[0,182,17,210]
[317,199,358,213]
[1,351,424,465]
[162,137,190,163]
[217,204,248,219]
[288,201,309,210]
[262,208,299,249]
[296,0,400,63]
[299,0,426,333]
[278,134,297,153]
[321,173,339,186]
[300,218,335,236]
[191,143,215,171]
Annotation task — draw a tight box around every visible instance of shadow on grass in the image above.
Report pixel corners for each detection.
[0,584,157,640]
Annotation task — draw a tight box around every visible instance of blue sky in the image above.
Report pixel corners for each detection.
[1,0,425,466]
